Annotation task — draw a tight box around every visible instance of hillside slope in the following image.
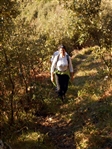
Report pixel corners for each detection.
[8,47,112,149]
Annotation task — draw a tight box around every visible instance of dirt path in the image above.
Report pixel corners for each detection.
[36,114,76,149]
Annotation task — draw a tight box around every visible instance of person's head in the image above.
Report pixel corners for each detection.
[58,45,66,55]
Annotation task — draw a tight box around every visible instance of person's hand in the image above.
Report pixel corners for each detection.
[51,75,54,83]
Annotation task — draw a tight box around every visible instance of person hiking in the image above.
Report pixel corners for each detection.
[51,45,74,101]
[50,46,68,91]
[50,48,67,63]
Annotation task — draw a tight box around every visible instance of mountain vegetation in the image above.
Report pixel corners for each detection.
[0,0,112,148]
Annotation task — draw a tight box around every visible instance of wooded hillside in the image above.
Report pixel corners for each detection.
[0,0,112,148]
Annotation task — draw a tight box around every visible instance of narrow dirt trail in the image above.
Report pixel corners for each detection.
[36,113,76,149]
[33,49,83,148]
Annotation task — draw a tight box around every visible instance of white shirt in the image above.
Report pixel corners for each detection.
[51,54,73,73]
[51,51,67,62]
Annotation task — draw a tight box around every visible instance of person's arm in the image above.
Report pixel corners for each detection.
[68,56,74,81]
[50,56,57,82]
[51,72,54,82]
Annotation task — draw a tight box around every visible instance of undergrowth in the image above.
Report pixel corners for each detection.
[1,47,112,149]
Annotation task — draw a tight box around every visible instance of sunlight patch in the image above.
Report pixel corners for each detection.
[18,132,44,142]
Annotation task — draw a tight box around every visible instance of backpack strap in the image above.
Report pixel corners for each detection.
[56,54,69,66]
[66,54,69,65]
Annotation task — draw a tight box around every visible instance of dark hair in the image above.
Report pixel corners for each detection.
[58,44,66,50]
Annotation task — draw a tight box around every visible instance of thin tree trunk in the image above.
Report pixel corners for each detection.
[3,48,15,124]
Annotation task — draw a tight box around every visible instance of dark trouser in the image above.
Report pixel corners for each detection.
[56,73,69,97]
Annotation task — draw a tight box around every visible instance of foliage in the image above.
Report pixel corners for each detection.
[94,47,112,76]
[0,0,112,148]
[1,47,112,149]
[71,0,112,75]
[0,1,50,125]
[72,0,112,47]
